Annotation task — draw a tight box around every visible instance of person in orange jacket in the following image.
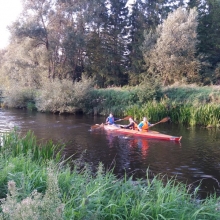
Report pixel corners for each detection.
[120,117,138,130]
[138,117,154,132]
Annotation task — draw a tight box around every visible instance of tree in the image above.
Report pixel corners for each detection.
[142,7,200,85]
[196,0,220,84]
[85,0,130,87]
[197,0,220,64]
[124,0,172,85]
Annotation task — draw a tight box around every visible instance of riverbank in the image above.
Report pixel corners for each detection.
[0,130,220,219]
[2,83,220,127]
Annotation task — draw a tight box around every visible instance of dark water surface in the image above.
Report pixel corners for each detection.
[1,108,220,198]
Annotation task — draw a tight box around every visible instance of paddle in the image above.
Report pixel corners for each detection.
[150,116,170,127]
[115,115,131,123]
[91,115,131,130]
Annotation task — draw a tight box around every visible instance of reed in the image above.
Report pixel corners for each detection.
[126,101,220,127]
[89,88,138,116]
[162,84,220,105]
[60,166,220,219]
[1,129,63,162]
[88,85,220,127]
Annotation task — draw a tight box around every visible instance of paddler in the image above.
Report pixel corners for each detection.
[106,113,120,126]
[138,117,154,132]
[120,117,138,130]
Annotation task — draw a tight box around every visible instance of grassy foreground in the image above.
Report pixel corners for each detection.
[0,130,220,219]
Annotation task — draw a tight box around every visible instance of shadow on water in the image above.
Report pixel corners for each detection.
[1,108,220,199]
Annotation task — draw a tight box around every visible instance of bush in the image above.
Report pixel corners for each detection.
[3,86,36,108]
[0,167,64,220]
[35,76,94,113]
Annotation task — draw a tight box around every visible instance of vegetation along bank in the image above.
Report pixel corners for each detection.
[1,83,220,128]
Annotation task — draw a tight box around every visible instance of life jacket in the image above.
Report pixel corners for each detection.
[128,120,138,130]
[142,121,149,131]
[107,116,114,125]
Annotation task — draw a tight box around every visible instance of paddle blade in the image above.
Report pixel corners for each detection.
[91,124,101,130]
[152,117,171,126]
[121,116,132,121]
[91,123,105,130]
[160,116,170,123]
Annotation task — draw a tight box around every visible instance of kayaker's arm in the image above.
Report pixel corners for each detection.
[121,122,134,129]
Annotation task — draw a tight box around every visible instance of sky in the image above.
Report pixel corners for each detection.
[0,0,22,49]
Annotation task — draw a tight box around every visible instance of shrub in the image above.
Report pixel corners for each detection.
[35,76,94,113]
[0,166,64,220]
[3,85,36,108]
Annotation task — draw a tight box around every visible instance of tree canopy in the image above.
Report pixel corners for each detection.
[0,0,220,89]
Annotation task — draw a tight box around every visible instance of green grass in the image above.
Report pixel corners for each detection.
[87,85,220,127]
[162,84,220,105]
[125,101,220,127]
[3,82,220,127]
[0,130,220,219]
[1,129,64,162]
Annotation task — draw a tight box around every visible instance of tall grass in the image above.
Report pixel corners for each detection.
[88,85,160,116]
[0,131,220,219]
[126,100,220,127]
[1,129,63,162]
[59,164,220,219]
[162,84,220,105]
[0,166,64,220]
[88,87,139,116]
[87,85,220,127]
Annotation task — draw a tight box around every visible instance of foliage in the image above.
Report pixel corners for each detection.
[0,39,47,90]
[0,129,63,199]
[88,87,137,116]
[126,100,220,127]
[0,167,64,220]
[142,7,200,85]
[0,129,63,162]
[3,86,36,109]
[162,84,220,104]
[197,0,220,68]
[125,84,220,127]
[87,84,161,116]
[0,0,220,88]
[4,0,210,88]
[35,76,94,113]
[86,0,130,87]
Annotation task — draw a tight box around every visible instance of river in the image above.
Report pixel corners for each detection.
[1,108,220,199]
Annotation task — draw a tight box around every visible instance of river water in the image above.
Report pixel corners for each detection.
[1,108,220,198]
